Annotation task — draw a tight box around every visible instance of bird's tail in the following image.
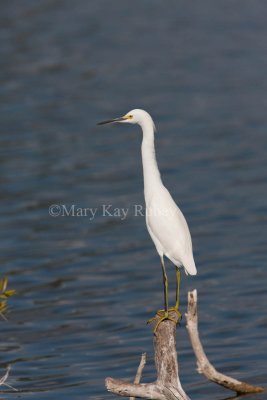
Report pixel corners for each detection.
[182,254,197,276]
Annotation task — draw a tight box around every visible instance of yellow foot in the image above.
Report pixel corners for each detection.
[168,306,182,321]
[147,308,182,333]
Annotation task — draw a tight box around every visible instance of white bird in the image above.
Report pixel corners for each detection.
[98,109,197,330]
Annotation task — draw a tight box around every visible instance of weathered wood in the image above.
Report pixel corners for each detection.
[185,289,264,394]
[105,311,190,400]
[106,289,264,399]
[130,353,146,400]
[154,314,181,390]
[106,378,187,400]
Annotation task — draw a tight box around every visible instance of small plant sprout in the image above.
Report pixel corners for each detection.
[0,277,16,320]
[0,366,18,392]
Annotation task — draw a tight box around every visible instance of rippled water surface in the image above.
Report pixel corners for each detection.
[0,1,267,399]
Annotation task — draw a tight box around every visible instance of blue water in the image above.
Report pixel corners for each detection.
[0,1,266,399]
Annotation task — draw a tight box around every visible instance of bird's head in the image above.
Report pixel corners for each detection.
[98,109,155,129]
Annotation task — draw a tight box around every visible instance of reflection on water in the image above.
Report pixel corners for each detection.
[0,0,266,398]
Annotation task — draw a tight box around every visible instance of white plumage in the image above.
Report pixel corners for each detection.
[98,108,197,329]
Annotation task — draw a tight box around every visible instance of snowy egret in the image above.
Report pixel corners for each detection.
[98,109,197,330]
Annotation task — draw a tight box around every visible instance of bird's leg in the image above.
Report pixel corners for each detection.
[175,267,181,311]
[147,256,177,332]
[162,256,168,314]
[168,267,182,321]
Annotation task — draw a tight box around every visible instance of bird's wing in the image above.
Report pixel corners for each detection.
[146,187,193,263]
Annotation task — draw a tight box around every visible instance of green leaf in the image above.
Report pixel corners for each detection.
[0,301,7,314]
[0,278,7,292]
[2,290,16,298]
[0,278,16,319]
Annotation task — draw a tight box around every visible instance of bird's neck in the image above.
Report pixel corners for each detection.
[141,121,162,201]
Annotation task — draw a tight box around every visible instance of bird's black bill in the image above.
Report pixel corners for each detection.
[97,117,125,125]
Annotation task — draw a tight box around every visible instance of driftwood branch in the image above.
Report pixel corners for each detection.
[129,353,146,400]
[106,289,264,399]
[106,312,190,400]
[185,289,264,395]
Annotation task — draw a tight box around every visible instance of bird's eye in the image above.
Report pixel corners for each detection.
[128,115,133,119]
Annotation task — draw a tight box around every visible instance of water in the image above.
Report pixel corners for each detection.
[0,0,266,398]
